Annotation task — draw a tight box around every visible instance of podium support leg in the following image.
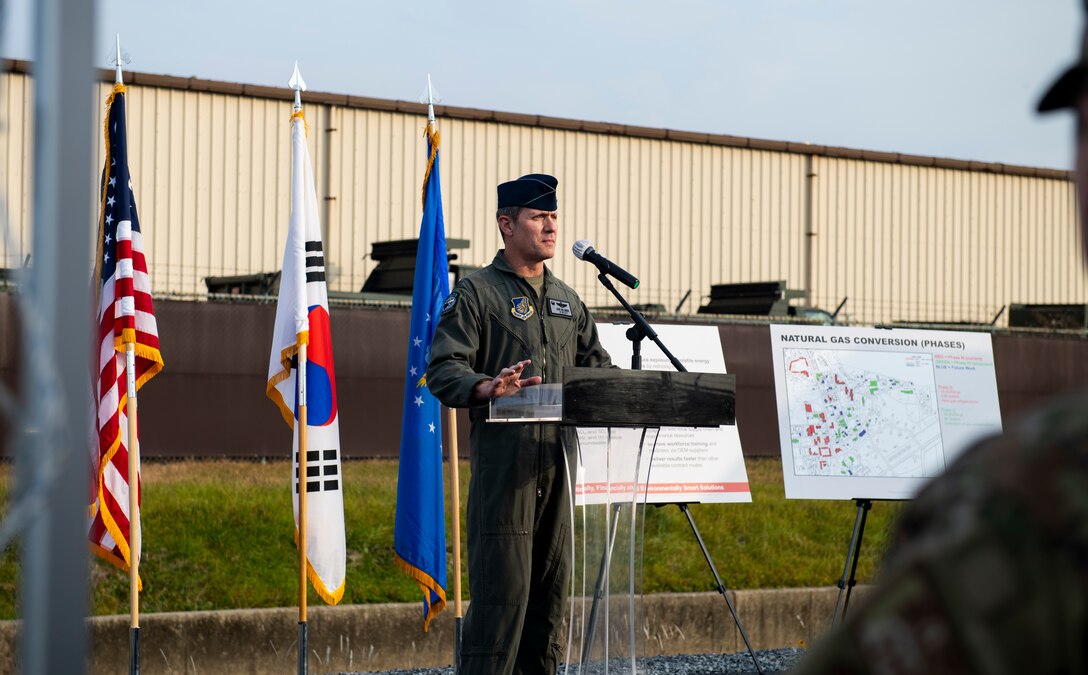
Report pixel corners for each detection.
[832,498,872,627]
[678,504,763,675]
[580,502,623,671]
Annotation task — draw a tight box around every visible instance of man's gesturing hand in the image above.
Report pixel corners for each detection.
[471,359,543,404]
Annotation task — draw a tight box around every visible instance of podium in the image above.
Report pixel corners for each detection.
[489,367,735,674]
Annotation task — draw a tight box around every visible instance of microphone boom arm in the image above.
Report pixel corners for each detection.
[594,272,687,373]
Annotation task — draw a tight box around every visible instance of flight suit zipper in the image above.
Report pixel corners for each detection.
[538,276,549,383]
[539,308,549,384]
[516,274,549,383]
[520,274,550,503]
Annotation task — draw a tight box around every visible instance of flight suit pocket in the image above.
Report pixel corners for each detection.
[479,530,532,609]
[539,518,570,602]
[484,310,531,369]
[547,309,576,349]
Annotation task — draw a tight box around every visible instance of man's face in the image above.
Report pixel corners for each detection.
[502,208,559,263]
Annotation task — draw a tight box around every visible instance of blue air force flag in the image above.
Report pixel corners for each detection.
[394,122,451,630]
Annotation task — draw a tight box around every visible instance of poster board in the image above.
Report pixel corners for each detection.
[574,323,752,505]
[769,325,1002,500]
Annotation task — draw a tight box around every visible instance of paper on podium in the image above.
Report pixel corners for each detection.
[487,383,564,423]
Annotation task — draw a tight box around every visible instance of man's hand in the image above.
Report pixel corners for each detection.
[471,359,542,404]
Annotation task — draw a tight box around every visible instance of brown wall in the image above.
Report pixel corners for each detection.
[122,298,416,459]
[1,294,1086,459]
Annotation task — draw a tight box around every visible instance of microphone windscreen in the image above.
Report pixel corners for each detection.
[572,239,594,260]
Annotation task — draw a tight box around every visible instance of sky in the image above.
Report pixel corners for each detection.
[1,0,1081,170]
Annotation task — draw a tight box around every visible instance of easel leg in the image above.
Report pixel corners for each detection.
[678,504,763,675]
[832,499,872,627]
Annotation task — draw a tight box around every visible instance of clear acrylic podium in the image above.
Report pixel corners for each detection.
[488,367,736,674]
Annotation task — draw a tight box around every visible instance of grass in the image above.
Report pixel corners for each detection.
[0,458,902,619]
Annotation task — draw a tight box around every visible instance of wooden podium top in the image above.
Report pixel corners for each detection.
[561,367,735,428]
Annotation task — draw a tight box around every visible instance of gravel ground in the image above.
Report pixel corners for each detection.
[336,647,805,674]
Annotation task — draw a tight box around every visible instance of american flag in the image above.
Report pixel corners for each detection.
[88,84,164,576]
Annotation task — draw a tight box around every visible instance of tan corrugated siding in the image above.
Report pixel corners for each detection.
[328,107,430,291]
[809,158,1082,323]
[97,81,299,292]
[1,72,33,269]
[2,68,1081,325]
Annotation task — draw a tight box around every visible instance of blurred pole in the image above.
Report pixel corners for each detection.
[447,407,462,674]
[20,0,96,673]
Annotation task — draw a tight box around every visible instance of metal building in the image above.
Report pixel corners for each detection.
[1,59,1081,325]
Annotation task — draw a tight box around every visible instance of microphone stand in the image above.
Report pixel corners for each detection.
[586,271,764,675]
[594,272,685,373]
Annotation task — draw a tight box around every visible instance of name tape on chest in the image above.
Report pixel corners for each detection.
[548,298,573,318]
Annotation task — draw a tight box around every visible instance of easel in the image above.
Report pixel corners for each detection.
[832,498,871,627]
[575,272,764,675]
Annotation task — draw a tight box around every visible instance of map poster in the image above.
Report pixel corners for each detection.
[769,325,1002,500]
[573,323,752,505]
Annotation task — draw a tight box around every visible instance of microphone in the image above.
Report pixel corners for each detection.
[572,240,640,289]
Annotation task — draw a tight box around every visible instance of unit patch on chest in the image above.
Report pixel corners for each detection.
[510,296,535,321]
[547,299,573,318]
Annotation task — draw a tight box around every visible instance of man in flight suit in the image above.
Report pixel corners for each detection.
[427,174,613,675]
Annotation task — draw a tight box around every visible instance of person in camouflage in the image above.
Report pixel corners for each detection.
[791,12,1088,675]
[427,174,613,675]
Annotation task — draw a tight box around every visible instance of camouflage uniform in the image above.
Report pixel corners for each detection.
[792,392,1088,675]
[427,250,613,675]
[798,9,1088,674]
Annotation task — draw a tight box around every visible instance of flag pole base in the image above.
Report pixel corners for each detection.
[454,616,463,675]
[298,621,307,675]
[129,626,140,675]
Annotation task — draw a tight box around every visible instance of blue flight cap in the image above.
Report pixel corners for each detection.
[497,174,558,211]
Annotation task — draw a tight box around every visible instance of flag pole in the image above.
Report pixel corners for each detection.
[125,344,140,675]
[290,61,309,675]
[113,35,142,675]
[446,406,463,673]
[297,341,309,675]
[424,74,464,672]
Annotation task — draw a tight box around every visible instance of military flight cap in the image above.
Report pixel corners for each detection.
[497,173,558,211]
[1039,15,1088,112]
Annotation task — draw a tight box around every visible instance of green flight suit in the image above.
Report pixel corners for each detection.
[427,250,613,675]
